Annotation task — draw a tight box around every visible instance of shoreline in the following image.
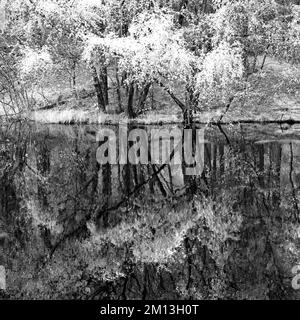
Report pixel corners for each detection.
[26,110,300,126]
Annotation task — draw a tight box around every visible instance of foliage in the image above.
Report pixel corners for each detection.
[0,0,299,119]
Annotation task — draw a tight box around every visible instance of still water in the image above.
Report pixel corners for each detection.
[1,121,300,300]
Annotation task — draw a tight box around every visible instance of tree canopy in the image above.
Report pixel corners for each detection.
[0,0,299,120]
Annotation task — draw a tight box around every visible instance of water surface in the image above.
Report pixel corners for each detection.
[1,121,300,300]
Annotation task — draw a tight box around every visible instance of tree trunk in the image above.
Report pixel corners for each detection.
[241,12,249,74]
[92,66,106,113]
[101,66,109,106]
[71,62,77,99]
[183,108,193,126]
[184,87,193,126]
[126,83,135,118]
[115,60,122,113]
[137,83,151,111]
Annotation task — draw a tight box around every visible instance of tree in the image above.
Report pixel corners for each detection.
[84,8,245,122]
[1,0,299,121]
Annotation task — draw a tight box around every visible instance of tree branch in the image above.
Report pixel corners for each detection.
[218,96,235,123]
[155,80,186,111]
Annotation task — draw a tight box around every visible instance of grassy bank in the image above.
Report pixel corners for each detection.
[27,57,300,125]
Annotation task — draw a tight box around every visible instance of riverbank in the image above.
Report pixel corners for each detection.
[26,57,300,125]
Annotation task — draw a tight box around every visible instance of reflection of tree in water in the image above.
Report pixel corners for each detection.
[1,124,300,299]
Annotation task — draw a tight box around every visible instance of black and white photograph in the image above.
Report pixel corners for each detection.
[0,0,300,305]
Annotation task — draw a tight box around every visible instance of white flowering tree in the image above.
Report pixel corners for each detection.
[11,0,160,112]
[83,6,247,122]
[270,2,300,64]
[84,11,193,118]
[1,0,299,119]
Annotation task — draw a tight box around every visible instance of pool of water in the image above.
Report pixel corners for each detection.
[1,121,300,299]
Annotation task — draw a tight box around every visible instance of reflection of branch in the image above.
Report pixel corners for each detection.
[241,151,287,295]
[217,123,231,146]
[289,143,300,221]
[150,164,167,197]
[154,164,175,195]
[25,163,47,182]
[48,146,180,261]
[95,160,173,217]
[184,237,192,298]
[260,195,287,296]
[55,175,96,207]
